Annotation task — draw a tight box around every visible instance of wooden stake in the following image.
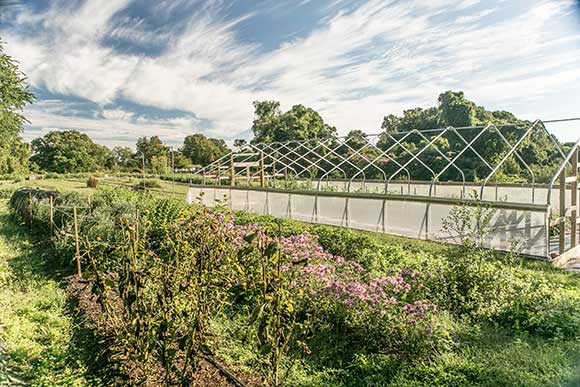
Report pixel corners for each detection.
[559,168,566,255]
[73,207,82,278]
[217,160,221,186]
[135,208,140,242]
[49,195,54,236]
[259,151,265,188]
[230,153,235,186]
[28,191,33,227]
[571,148,578,248]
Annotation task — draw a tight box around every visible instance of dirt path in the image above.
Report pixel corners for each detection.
[0,200,97,386]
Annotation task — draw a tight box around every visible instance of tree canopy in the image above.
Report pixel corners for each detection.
[251,101,337,144]
[372,91,563,182]
[181,133,230,166]
[0,40,34,174]
[30,130,113,173]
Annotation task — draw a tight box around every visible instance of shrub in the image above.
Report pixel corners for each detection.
[134,179,162,190]
[87,176,98,188]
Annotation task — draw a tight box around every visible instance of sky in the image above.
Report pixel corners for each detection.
[1,0,580,149]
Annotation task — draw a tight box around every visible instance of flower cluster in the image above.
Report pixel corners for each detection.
[402,300,438,324]
[199,209,440,351]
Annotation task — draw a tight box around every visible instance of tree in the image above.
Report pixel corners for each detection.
[181,134,230,166]
[250,101,281,144]
[173,151,193,169]
[234,139,247,149]
[0,39,34,174]
[112,146,138,171]
[377,91,562,182]
[150,155,170,174]
[437,91,476,128]
[135,136,169,169]
[30,130,112,173]
[250,101,337,144]
[381,114,401,133]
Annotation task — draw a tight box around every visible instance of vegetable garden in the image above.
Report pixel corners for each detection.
[4,184,580,386]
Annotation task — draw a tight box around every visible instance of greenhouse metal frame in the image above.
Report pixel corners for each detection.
[189,120,579,260]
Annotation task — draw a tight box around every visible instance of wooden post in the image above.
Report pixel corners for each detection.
[259,151,265,188]
[135,208,140,242]
[49,195,54,236]
[73,207,82,278]
[171,147,175,198]
[559,168,566,255]
[230,153,235,186]
[217,161,221,186]
[142,153,146,190]
[571,148,578,248]
[28,191,33,227]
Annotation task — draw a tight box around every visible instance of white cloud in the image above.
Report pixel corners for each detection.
[4,0,580,146]
[102,108,135,121]
[23,101,204,149]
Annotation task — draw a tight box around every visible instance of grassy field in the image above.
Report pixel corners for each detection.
[0,200,101,386]
[0,176,190,200]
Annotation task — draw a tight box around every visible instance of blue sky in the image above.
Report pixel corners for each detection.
[1,0,580,148]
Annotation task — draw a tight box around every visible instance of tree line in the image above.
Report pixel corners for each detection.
[1,40,573,182]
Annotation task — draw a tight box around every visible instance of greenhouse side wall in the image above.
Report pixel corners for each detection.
[187,185,550,258]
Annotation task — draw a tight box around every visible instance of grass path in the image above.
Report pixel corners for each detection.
[0,200,98,386]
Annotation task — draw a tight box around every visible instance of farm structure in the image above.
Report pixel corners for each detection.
[188,120,580,260]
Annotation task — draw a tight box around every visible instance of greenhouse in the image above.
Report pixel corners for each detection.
[189,120,579,260]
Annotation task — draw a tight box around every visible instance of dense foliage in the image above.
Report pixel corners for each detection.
[181,133,230,166]
[0,40,34,175]
[135,135,171,173]
[30,130,113,173]
[251,101,337,144]
[373,91,564,182]
[8,187,580,386]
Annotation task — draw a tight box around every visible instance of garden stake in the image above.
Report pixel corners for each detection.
[135,208,139,242]
[73,206,82,278]
[49,195,54,235]
[260,151,265,188]
[28,190,32,227]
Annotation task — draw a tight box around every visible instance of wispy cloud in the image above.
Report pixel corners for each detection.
[23,100,203,148]
[3,0,580,146]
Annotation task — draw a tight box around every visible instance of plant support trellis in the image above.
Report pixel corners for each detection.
[189,120,579,259]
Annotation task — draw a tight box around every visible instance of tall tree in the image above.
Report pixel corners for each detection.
[181,134,230,166]
[0,40,34,174]
[250,101,337,144]
[112,146,138,170]
[437,90,476,128]
[233,139,247,149]
[135,136,169,170]
[377,91,562,182]
[30,130,112,173]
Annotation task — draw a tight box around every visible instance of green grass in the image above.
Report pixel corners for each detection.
[0,200,100,386]
[211,313,580,387]
[0,177,190,201]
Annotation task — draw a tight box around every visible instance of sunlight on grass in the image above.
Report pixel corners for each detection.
[0,201,93,386]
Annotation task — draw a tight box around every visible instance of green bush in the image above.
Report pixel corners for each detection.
[134,179,162,189]
[87,176,98,188]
